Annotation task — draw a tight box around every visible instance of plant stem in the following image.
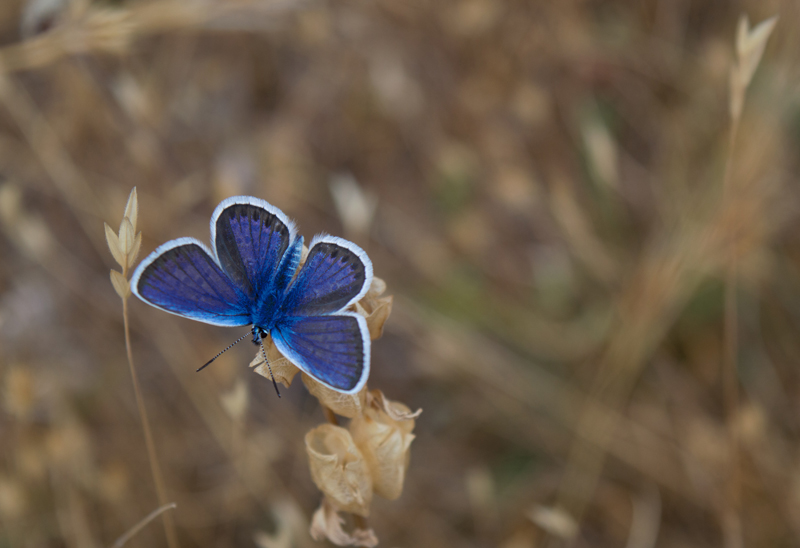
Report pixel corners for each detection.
[322,405,339,426]
[122,295,180,548]
[721,111,742,548]
[113,503,177,548]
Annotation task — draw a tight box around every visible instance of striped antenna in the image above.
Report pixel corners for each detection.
[261,343,281,398]
[196,330,251,372]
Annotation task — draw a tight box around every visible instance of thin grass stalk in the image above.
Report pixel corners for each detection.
[122,294,180,548]
[112,503,178,548]
[720,107,742,548]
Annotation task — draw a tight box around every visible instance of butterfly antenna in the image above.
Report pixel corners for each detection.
[196,330,251,372]
[261,343,281,398]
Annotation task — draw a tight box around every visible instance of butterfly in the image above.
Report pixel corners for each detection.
[130,196,373,395]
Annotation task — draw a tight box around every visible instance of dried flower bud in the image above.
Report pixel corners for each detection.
[350,393,417,500]
[305,424,372,516]
[366,389,422,421]
[129,232,142,267]
[118,217,134,258]
[106,187,142,278]
[105,222,125,268]
[354,277,393,340]
[310,497,378,548]
[250,340,300,388]
[123,187,138,234]
[110,270,130,299]
[302,374,367,419]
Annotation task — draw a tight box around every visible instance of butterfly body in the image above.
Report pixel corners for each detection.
[130,196,373,394]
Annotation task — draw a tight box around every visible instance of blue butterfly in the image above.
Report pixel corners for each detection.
[130,196,373,395]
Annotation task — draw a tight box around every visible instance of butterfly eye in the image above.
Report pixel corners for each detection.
[250,327,269,345]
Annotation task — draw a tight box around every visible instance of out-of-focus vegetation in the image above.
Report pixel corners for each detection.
[0,0,798,546]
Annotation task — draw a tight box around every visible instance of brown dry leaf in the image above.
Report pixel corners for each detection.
[110,270,130,299]
[309,498,378,548]
[250,341,300,389]
[302,374,367,419]
[105,222,125,268]
[350,397,416,500]
[354,277,393,339]
[367,389,422,421]
[305,424,372,516]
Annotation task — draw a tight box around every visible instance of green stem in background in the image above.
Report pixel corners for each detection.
[122,293,180,548]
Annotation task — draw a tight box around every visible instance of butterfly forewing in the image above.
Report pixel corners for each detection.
[271,313,370,393]
[131,238,251,326]
[213,197,297,300]
[282,235,373,318]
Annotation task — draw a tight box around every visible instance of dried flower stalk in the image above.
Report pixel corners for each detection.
[723,14,777,548]
[106,188,179,548]
[251,273,417,545]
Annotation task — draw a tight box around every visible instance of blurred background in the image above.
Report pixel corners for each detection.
[0,0,798,546]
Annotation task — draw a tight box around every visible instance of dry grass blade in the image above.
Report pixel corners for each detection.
[112,503,177,548]
[721,14,777,548]
[730,15,778,119]
[736,15,778,86]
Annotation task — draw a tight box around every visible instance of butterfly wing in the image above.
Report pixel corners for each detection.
[211,196,298,300]
[282,235,373,317]
[131,238,252,326]
[273,235,373,393]
[271,312,370,393]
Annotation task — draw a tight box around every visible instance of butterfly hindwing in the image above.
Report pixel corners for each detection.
[131,238,251,326]
[212,196,297,300]
[282,235,373,317]
[271,312,370,393]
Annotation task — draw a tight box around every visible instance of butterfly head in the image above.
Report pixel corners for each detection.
[251,326,268,345]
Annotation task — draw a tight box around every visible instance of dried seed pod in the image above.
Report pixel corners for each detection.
[305,424,372,516]
[367,389,422,421]
[310,497,378,548]
[250,341,300,389]
[353,277,393,340]
[123,187,138,234]
[104,223,125,269]
[350,394,416,500]
[302,374,367,418]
